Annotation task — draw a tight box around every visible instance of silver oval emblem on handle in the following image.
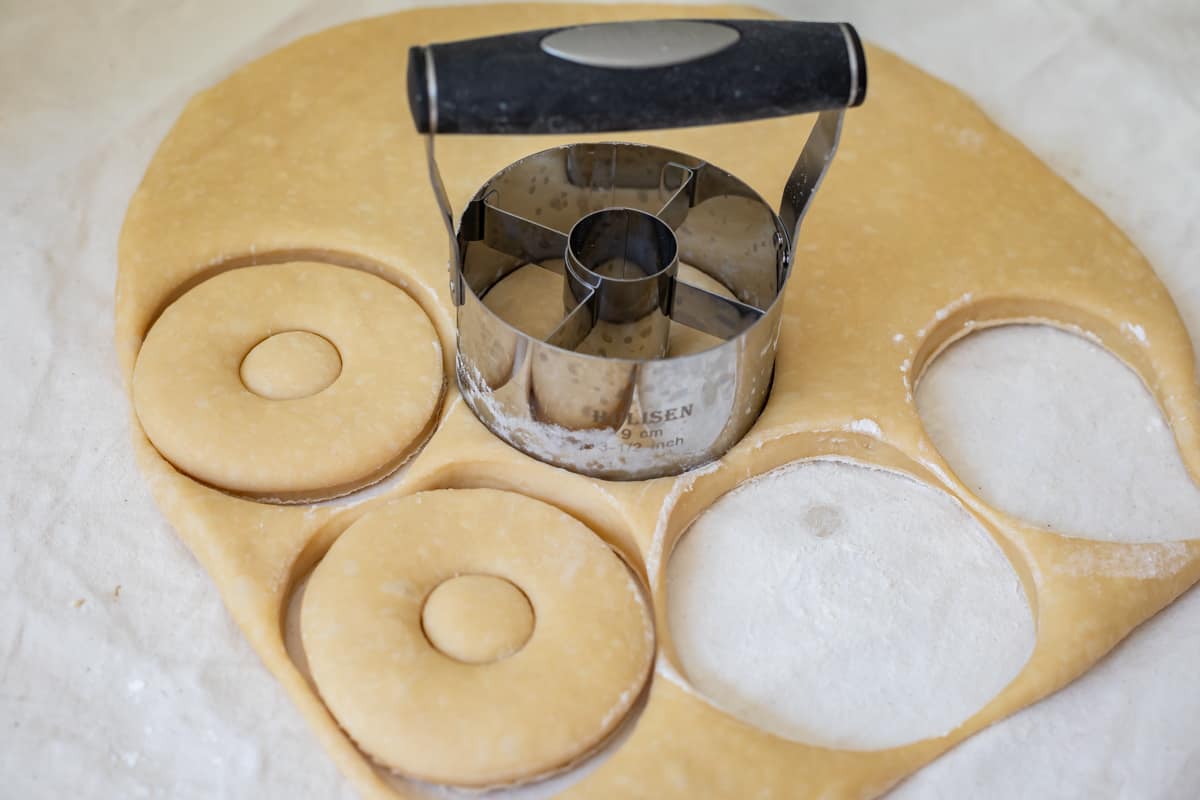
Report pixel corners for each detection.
[540,20,740,69]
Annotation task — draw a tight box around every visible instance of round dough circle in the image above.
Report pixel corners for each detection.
[667,459,1035,750]
[240,330,342,400]
[132,262,443,500]
[301,488,654,787]
[421,574,535,664]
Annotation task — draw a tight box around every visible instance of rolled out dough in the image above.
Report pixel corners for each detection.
[114,4,1200,799]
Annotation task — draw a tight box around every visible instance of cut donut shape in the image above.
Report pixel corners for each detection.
[132,262,444,501]
[666,459,1035,750]
[300,489,655,788]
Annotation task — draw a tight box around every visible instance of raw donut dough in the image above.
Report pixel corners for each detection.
[483,263,568,339]
[300,489,654,788]
[667,459,1035,749]
[114,4,1200,800]
[133,262,444,501]
[422,574,535,664]
[240,330,342,400]
[663,264,731,356]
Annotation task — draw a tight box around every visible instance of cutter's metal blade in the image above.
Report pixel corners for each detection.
[670,280,764,339]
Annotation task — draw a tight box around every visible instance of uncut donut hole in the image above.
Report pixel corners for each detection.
[240,329,343,400]
[665,458,1036,750]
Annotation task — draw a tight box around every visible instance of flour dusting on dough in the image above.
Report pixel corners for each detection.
[1054,542,1191,579]
[646,460,721,583]
[844,418,883,438]
[457,359,670,478]
[933,292,974,324]
[1121,321,1148,344]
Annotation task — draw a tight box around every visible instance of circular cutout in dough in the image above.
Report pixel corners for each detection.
[918,325,1200,542]
[132,262,443,501]
[240,330,342,400]
[667,459,1035,750]
[421,573,535,664]
[301,488,654,787]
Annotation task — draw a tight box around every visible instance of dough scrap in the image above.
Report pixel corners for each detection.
[300,489,654,788]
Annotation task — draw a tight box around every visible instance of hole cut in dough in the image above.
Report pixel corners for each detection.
[421,574,535,665]
[666,459,1034,750]
[917,325,1200,542]
[240,330,342,400]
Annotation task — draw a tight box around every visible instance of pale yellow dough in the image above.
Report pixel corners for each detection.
[115,4,1200,800]
[422,574,535,664]
[300,489,653,787]
[132,262,444,501]
[240,330,342,400]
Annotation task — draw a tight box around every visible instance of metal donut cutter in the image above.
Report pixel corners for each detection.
[408,19,868,480]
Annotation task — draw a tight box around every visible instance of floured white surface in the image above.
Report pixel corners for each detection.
[3,1,1200,798]
[667,460,1035,750]
[890,577,1200,800]
[919,326,1200,542]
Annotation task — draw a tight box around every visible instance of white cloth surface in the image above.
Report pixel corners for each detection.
[1,1,1198,798]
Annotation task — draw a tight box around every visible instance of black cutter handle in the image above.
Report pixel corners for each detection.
[408,19,866,135]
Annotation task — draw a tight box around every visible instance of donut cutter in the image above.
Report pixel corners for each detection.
[408,19,867,479]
